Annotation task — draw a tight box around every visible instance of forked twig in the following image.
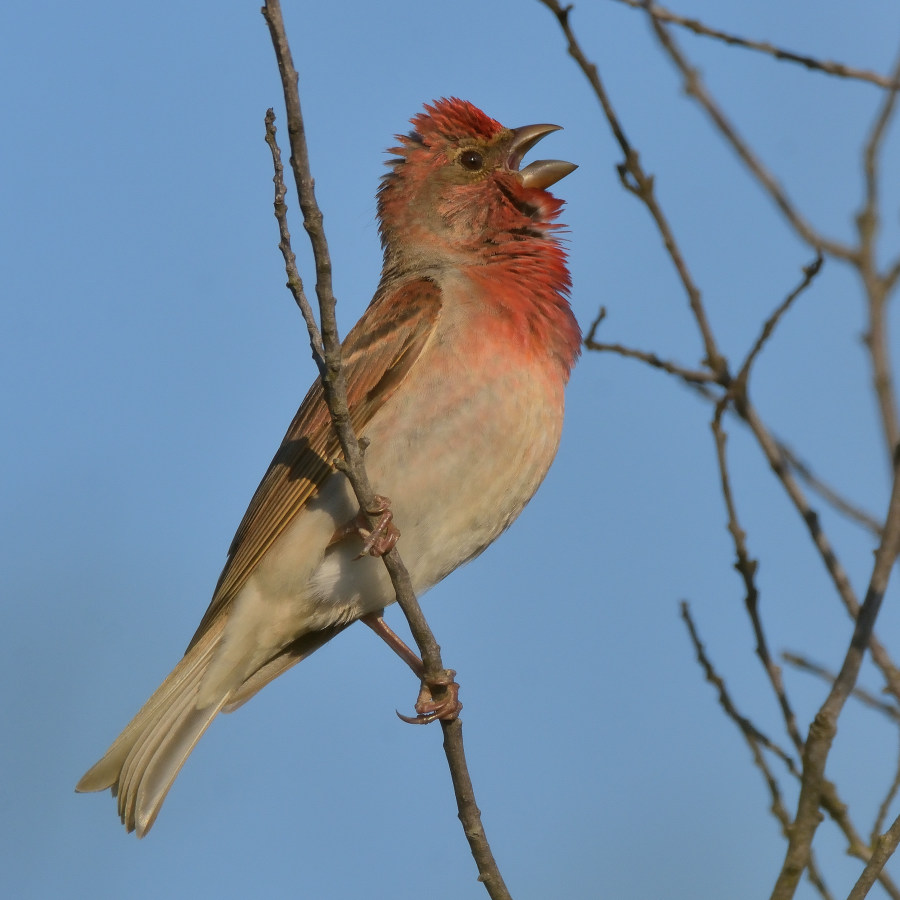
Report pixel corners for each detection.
[782,652,900,723]
[585,324,884,535]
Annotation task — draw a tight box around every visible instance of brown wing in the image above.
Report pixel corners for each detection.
[185,278,443,651]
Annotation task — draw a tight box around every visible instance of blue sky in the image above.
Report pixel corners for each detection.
[3,2,900,898]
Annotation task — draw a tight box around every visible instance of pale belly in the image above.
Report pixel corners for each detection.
[208,317,567,688]
[309,344,564,621]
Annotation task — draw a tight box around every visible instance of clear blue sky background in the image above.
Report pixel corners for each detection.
[3,2,900,898]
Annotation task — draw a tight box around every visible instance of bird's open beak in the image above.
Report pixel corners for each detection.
[509,123,577,189]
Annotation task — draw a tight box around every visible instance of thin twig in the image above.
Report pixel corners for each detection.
[680,601,798,773]
[641,2,855,264]
[585,308,715,383]
[609,0,900,90]
[573,120,900,710]
[874,735,900,844]
[707,388,895,892]
[587,257,886,680]
[263,110,325,373]
[782,652,900,723]
[742,404,900,708]
[775,445,882,537]
[586,334,884,535]
[260,4,513,897]
[858,46,900,464]
[848,812,900,900]
[707,262,826,745]
[709,405,804,753]
[731,255,823,396]
[260,0,445,706]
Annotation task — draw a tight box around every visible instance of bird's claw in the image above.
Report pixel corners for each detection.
[330,495,401,558]
[396,670,462,725]
[356,495,401,558]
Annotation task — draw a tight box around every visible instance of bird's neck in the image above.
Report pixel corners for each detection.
[380,236,581,381]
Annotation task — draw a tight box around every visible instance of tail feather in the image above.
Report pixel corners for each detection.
[129,696,228,836]
[77,617,347,835]
[76,617,228,836]
[118,658,222,835]
[117,671,196,817]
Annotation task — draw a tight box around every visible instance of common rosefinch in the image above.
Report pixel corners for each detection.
[76,98,580,836]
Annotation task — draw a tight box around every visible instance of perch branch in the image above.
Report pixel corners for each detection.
[260,3,511,897]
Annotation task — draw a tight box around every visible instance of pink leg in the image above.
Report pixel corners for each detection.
[360,613,462,724]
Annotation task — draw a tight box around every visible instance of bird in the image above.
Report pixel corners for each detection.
[76,97,580,836]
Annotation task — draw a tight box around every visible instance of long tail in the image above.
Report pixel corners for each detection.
[76,618,229,837]
[76,620,349,837]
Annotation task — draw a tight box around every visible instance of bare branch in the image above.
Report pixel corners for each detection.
[858,46,900,462]
[580,164,900,708]
[585,308,716,383]
[609,0,900,90]
[680,601,799,775]
[709,407,804,753]
[683,609,900,899]
[742,405,900,709]
[260,0,441,699]
[260,3,511,896]
[260,3,444,678]
[874,736,900,845]
[586,300,885,541]
[641,2,855,263]
[772,459,900,898]
[544,6,900,892]
[538,0,727,377]
[731,255,823,395]
[263,110,325,374]
[774,445,882,537]
[848,812,900,900]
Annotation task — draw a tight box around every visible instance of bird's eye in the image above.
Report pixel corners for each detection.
[458,149,484,171]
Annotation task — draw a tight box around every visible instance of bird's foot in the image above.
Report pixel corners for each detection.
[396,670,462,725]
[330,495,400,558]
[358,614,463,725]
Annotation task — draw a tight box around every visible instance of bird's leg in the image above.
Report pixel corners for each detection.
[360,612,462,725]
[329,494,401,559]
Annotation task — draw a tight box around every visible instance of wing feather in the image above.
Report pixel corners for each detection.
[185,278,443,650]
